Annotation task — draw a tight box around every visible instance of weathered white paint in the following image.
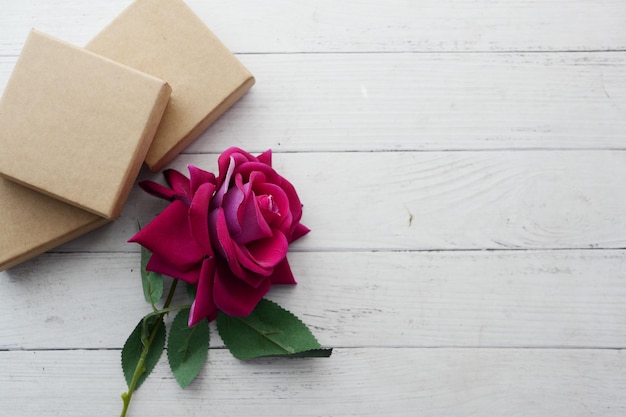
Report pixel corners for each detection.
[1,0,626,416]
[2,250,626,350]
[2,53,626,152]
[43,151,626,252]
[1,348,625,417]
[0,1,625,54]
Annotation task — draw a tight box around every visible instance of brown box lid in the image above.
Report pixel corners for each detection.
[86,0,255,172]
[0,178,108,271]
[0,30,171,220]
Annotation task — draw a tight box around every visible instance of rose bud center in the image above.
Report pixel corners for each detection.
[257,194,281,224]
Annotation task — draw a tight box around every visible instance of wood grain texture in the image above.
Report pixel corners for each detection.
[0,0,625,55]
[2,0,626,415]
[2,250,625,350]
[2,52,626,152]
[1,348,625,417]
[36,151,626,253]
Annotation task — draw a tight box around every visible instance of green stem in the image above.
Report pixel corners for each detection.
[120,280,179,417]
[163,279,179,308]
[142,304,192,323]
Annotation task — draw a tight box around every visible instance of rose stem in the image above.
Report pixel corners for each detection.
[119,279,179,417]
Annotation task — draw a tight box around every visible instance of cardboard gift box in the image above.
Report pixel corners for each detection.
[86,0,255,172]
[0,0,255,271]
[0,178,108,271]
[0,30,172,220]
[0,30,171,271]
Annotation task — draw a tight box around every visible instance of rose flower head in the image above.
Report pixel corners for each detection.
[130,148,309,326]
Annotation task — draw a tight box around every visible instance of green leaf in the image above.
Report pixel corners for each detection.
[121,315,167,389]
[272,348,333,358]
[140,246,164,307]
[167,307,210,388]
[216,299,330,360]
[185,282,197,300]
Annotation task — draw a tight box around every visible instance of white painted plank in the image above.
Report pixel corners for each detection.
[2,52,626,152]
[1,1,624,416]
[1,1,625,55]
[45,151,626,253]
[2,250,625,349]
[189,52,626,153]
[1,348,625,416]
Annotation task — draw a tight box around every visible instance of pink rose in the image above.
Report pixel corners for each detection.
[129,148,309,326]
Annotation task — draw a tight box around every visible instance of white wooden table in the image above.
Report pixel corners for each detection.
[2,1,626,415]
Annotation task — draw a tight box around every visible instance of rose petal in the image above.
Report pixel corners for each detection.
[290,223,311,242]
[247,169,303,227]
[189,182,216,255]
[216,151,234,186]
[146,253,201,284]
[235,179,272,245]
[252,182,292,231]
[216,148,256,189]
[245,230,288,269]
[220,147,256,164]
[257,149,272,166]
[138,180,177,201]
[188,165,216,195]
[209,208,245,278]
[221,178,245,237]
[277,177,303,226]
[213,156,236,209]
[129,200,204,271]
[213,260,271,316]
[257,194,278,213]
[232,244,274,280]
[188,257,219,326]
[232,151,254,166]
[258,196,282,225]
[235,161,274,183]
[270,258,297,285]
[164,169,191,202]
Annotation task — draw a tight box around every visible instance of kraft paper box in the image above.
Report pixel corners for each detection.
[0,30,171,271]
[0,178,108,271]
[86,0,255,172]
[0,30,171,219]
[1,0,253,271]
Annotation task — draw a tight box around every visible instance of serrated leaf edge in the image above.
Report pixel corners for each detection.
[121,316,166,390]
[167,308,209,388]
[140,247,164,306]
[217,298,326,360]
